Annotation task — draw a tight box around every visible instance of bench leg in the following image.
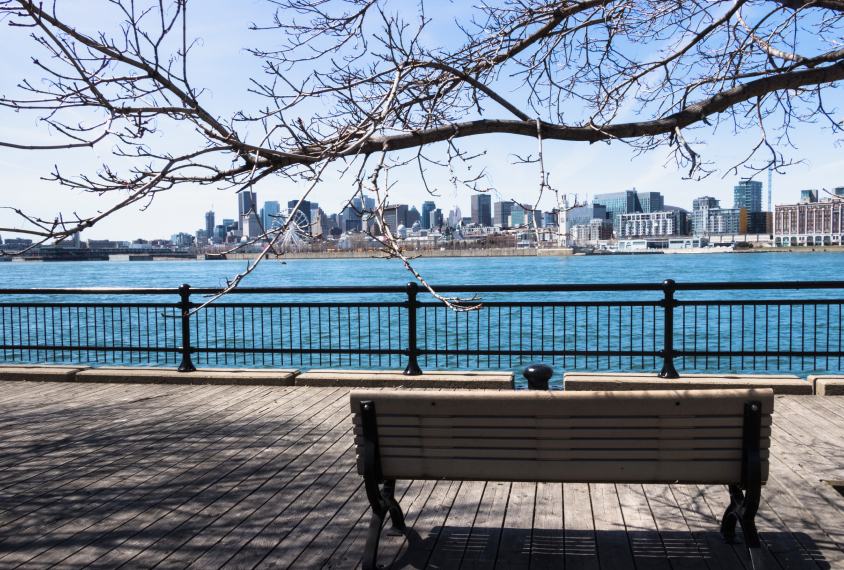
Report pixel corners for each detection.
[720,401,765,569]
[362,480,406,570]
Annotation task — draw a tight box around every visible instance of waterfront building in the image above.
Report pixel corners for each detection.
[571,218,613,244]
[637,192,664,213]
[262,201,281,231]
[692,196,720,236]
[204,211,215,239]
[471,194,492,226]
[734,179,763,212]
[618,210,689,238]
[699,207,747,235]
[801,189,819,203]
[237,191,262,238]
[3,237,34,249]
[593,190,638,232]
[774,199,844,246]
[493,201,513,227]
[421,201,436,229]
[747,211,773,234]
[287,199,312,223]
[565,204,607,233]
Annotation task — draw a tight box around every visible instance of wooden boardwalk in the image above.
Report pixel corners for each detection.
[0,382,842,569]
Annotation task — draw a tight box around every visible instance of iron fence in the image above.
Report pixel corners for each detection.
[1,280,843,375]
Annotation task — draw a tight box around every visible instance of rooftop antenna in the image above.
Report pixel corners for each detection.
[767,162,772,212]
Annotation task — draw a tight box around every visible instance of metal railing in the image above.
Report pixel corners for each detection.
[1,280,843,375]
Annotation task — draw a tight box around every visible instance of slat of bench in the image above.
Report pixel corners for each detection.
[363,457,765,484]
[353,425,772,440]
[355,436,771,450]
[359,446,770,461]
[351,415,773,428]
[349,389,775,416]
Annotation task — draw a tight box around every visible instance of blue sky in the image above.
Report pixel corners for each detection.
[0,0,842,241]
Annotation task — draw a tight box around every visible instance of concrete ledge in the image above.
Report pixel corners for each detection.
[0,364,92,382]
[73,367,300,386]
[809,376,844,396]
[563,372,812,395]
[296,369,515,389]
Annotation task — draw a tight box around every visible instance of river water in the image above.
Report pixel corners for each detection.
[2,252,843,384]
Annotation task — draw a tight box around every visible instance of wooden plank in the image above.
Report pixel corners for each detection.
[563,483,599,570]
[372,479,438,569]
[529,482,563,570]
[494,481,535,570]
[696,485,771,570]
[424,480,485,570]
[458,481,510,570]
[642,484,709,570]
[616,483,672,570]
[389,480,461,570]
[590,483,636,570]
[670,484,747,570]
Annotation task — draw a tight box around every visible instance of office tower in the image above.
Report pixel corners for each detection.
[692,196,720,236]
[205,211,215,238]
[262,201,281,231]
[406,206,421,227]
[471,194,492,226]
[734,180,763,212]
[383,204,408,234]
[637,192,664,213]
[592,190,639,233]
[800,189,819,203]
[238,191,262,237]
[565,204,607,233]
[447,206,462,227]
[835,187,844,198]
[494,201,513,227]
[510,204,534,226]
[430,209,444,229]
[421,201,436,229]
[287,199,312,222]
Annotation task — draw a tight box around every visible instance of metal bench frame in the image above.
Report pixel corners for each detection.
[358,397,765,570]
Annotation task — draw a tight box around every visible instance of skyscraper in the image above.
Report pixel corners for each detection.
[592,190,639,233]
[262,201,281,231]
[493,201,513,227]
[430,208,443,229]
[447,206,462,227]
[287,200,312,223]
[692,196,720,236]
[734,180,763,213]
[205,210,215,239]
[471,194,492,226]
[238,191,262,238]
[406,206,421,227]
[637,192,664,213]
[421,201,436,229]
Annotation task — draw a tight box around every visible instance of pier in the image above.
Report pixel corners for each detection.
[1,382,842,569]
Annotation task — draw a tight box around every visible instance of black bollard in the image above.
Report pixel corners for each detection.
[523,363,553,390]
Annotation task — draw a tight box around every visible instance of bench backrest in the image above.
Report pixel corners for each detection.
[351,389,773,484]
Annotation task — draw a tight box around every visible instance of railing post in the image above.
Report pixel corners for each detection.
[658,279,679,378]
[177,283,197,372]
[403,282,422,376]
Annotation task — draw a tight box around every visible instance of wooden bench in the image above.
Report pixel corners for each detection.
[351,388,774,570]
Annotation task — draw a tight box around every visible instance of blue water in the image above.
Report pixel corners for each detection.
[2,252,843,383]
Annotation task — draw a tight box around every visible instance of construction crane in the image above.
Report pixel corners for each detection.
[768,162,773,213]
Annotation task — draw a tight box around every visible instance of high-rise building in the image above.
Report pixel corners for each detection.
[430,209,443,229]
[734,180,763,213]
[421,201,437,229]
[471,194,492,226]
[835,187,844,198]
[800,189,819,204]
[637,192,664,213]
[238,191,262,238]
[510,204,534,226]
[493,201,513,227]
[406,206,421,227]
[618,210,689,238]
[204,211,215,239]
[287,199,312,223]
[692,196,720,236]
[383,204,408,235]
[593,190,640,233]
[447,206,462,227]
[262,201,281,231]
[565,204,607,233]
